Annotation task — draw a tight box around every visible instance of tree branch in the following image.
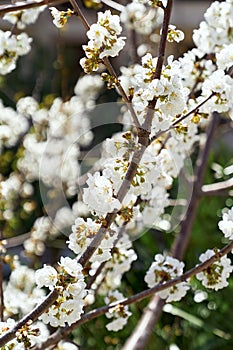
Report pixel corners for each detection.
[122,111,219,350]
[141,0,173,134]
[0,0,65,16]
[150,92,215,144]
[0,289,59,347]
[201,177,233,196]
[172,111,219,259]
[31,239,233,350]
[100,0,124,12]
[70,0,141,130]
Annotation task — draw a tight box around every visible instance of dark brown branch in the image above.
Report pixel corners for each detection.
[152,0,173,81]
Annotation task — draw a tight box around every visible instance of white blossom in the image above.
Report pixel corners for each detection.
[80,10,125,73]
[68,217,117,264]
[196,249,233,290]
[3,2,46,29]
[35,265,58,290]
[216,43,233,70]
[92,233,137,295]
[0,30,31,75]
[55,341,80,350]
[166,25,185,43]
[83,172,121,215]
[120,2,162,35]
[50,7,73,28]
[4,263,45,317]
[145,254,189,302]
[218,207,233,240]
[24,216,51,256]
[37,257,87,327]
[105,290,131,331]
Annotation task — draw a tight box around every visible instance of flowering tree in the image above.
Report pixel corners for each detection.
[0,0,233,349]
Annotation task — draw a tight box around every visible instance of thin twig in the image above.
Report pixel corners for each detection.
[188,65,205,100]
[171,93,215,129]
[100,0,124,12]
[103,57,142,129]
[149,92,215,144]
[69,0,90,31]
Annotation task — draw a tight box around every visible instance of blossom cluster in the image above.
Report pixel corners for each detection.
[0,0,233,347]
[50,7,74,28]
[68,217,118,263]
[218,207,233,240]
[0,99,29,150]
[0,74,103,256]
[91,233,137,295]
[0,0,47,75]
[145,254,189,302]
[0,318,77,349]
[15,74,103,196]
[120,1,163,35]
[80,10,126,73]
[193,0,233,55]
[3,1,46,29]
[24,216,52,256]
[0,30,32,75]
[4,261,45,318]
[119,53,190,134]
[105,290,132,331]
[35,257,87,327]
[196,249,233,290]
[0,318,49,349]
